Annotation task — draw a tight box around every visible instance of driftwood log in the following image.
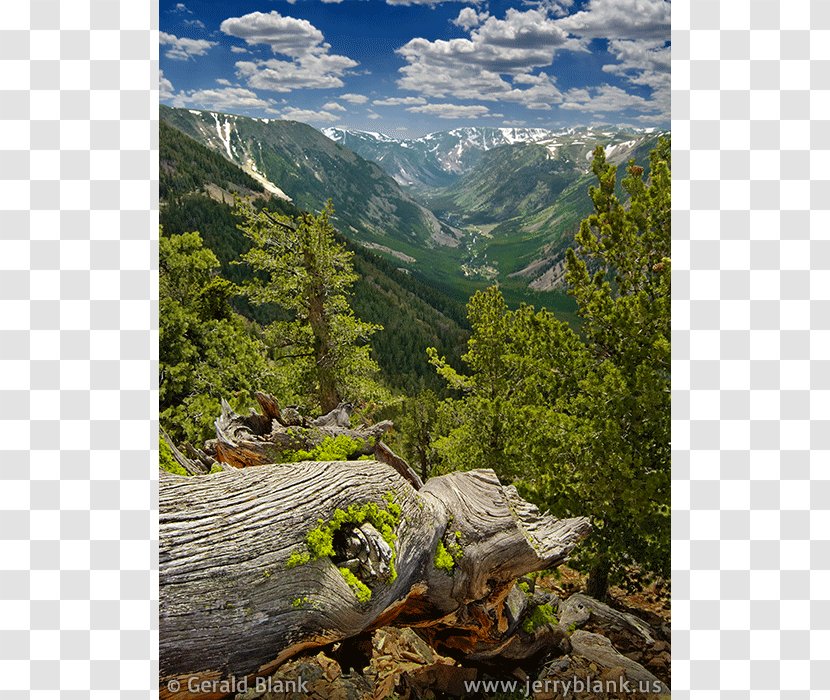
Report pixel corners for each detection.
[159,459,590,698]
[170,394,424,489]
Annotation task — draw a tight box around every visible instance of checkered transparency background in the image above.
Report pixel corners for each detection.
[0,0,823,696]
[0,0,159,695]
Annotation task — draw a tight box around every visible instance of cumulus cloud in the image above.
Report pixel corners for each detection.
[183,18,206,29]
[159,70,175,100]
[235,54,358,92]
[556,0,670,41]
[396,8,574,108]
[340,93,369,104]
[170,3,192,13]
[165,85,278,113]
[560,84,660,114]
[216,78,232,86]
[367,111,382,120]
[407,102,490,119]
[452,8,489,30]
[322,101,347,111]
[281,107,339,123]
[372,96,427,106]
[160,32,217,61]
[220,12,358,94]
[230,46,248,54]
[603,39,669,91]
[220,11,325,57]
[525,0,575,18]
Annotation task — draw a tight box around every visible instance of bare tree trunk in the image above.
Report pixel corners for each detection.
[159,460,589,697]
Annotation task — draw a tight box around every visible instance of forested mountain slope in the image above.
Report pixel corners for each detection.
[159,121,467,394]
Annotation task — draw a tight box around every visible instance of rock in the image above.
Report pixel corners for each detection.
[236,652,372,700]
[557,593,657,654]
[567,631,669,696]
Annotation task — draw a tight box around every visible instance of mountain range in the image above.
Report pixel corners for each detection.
[160,105,666,304]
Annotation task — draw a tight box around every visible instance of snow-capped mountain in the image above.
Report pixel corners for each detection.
[322,125,663,189]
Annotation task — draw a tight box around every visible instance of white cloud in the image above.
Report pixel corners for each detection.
[235,54,358,92]
[216,78,232,86]
[220,11,325,57]
[407,102,491,119]
[220,12,358,94]
[230,46,249,54]
[367,111,382,120]
[340,93,369,104]
[372,96,427,106]
[452,7,489,30]
[166,86,278,113]
[183,18,206,29]
[281,107,339,123]
[160,32,217,61]
[526,0,575,18]
[396,8,574,108]
[556,0,670,41]
[171,3,192,13]
[560,84,660,114]
[603,39,669,90]
[159,70,175,100]
[322,101,347,111]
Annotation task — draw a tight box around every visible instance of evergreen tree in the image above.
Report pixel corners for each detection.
[235,199,383,413]
[428,138,671,598]
[159,230,283,444]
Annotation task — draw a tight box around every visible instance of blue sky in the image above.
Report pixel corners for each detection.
[160,0,670,137]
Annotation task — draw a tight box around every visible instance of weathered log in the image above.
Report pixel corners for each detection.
[543,630,670,697]
[254,391,282,423]
[159,461,590,697]
[162,429,208,476]
[557,592,657,651]
[373,440,423,490]
[211,399,393,468]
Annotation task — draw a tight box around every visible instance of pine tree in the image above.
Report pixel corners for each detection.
[428,138,671,598]
[235,199,382,413]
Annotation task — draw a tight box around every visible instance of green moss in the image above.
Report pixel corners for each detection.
[209,463,224,474]
[284,496,402,595]
[521,603,558,634]
[281,435,366,463]
[159,437,188,476]
[285,551,311,569]
[517,581,530,593]
[434,541,455,573]
[291,596,310,608]
[339,568,372,603]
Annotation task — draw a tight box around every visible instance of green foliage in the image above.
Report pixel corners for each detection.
[159,437,187,476]
[285,551,311,569]
[521,604,558,633]
[433,541,455,573]
[281,435,364,463]
[209,464,224,474]
[235,198,384,413]
[338,568,372,604]
[159,230,288,444]
[286,497,401,587]
[291,596,310,608]
[427,139,671,596]
[434,531,463,574]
